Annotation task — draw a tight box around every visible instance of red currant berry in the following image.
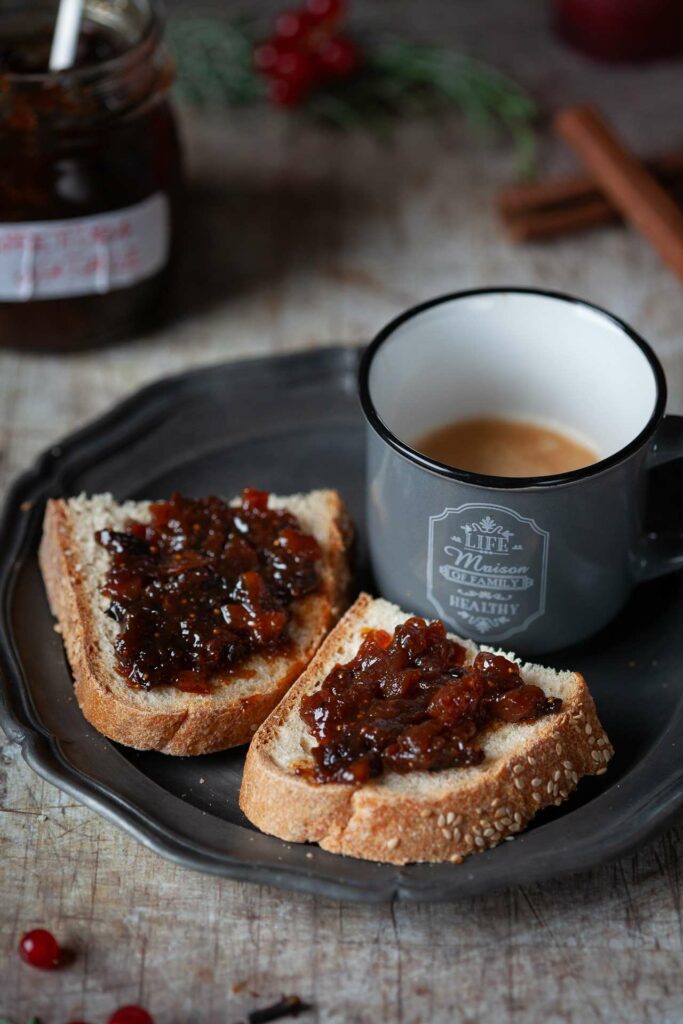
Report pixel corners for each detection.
[253,40,285,74]
[268,76,309,107]
[317,36,359,76]
[274,9,314,43]
[108,1007,154,1024]
[18,928,60,969]
[275,47,318,86]
[307,0,345,21]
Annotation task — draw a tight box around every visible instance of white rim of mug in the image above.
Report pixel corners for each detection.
[358,286,668,491]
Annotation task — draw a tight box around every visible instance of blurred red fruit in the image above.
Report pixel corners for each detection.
[253,39,287,74]
[554,0,683,60]
[306,0,345,22]
[317,35,359,76]
[275,47,318,86]
[269,76,309,106]
[274,8,314,42]
[256,1,360,106]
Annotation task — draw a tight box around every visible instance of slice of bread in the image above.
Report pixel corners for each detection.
[240,593,613,864]
[39,491,352,756]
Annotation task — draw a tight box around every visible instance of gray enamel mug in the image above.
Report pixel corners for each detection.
[359,287,683,655]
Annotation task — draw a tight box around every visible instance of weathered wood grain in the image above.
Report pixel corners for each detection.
[2,1,683,1020]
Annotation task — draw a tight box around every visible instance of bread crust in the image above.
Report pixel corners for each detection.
[240,594,614,865]
[39,492,352,756]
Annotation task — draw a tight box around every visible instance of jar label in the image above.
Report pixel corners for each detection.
[427,503,550,643]
[0,193,170,301]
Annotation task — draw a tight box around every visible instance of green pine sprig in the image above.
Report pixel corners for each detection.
[167,16,266,107]
[167,16,536,170]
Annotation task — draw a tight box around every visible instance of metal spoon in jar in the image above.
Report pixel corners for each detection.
[49,0,85,72]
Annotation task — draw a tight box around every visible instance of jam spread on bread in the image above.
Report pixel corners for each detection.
[300,618,562,783]
[96,489,322,690]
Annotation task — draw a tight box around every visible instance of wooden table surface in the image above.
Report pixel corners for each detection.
[2,3,683,1021]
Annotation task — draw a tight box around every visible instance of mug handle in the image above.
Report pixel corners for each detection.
[635,414,683,581]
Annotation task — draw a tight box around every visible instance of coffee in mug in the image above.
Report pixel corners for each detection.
[412,417,599,478]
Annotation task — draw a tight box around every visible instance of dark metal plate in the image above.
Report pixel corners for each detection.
[0,346,682,902]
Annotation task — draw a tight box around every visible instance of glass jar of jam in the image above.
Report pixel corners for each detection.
[0,0,182,350]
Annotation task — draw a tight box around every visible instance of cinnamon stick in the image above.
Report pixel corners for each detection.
[555,105,683,281]
[500,196,619,242]
[498,149,683,220]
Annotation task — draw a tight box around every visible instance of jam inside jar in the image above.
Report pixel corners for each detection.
[0,0,182,351]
